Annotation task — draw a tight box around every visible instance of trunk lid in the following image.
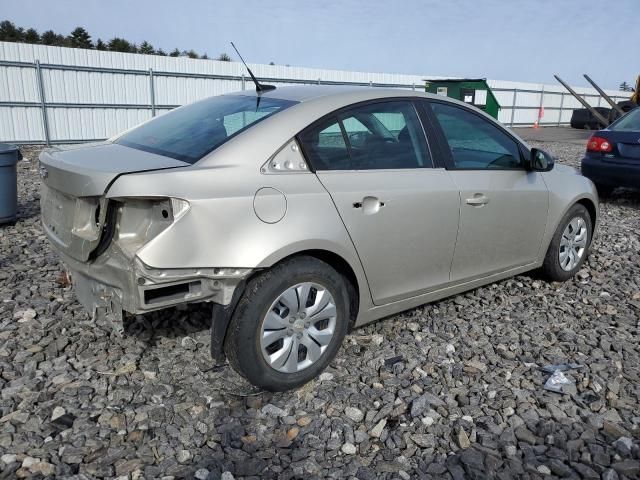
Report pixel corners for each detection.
[39,142,189,197]
[40,142,189,262]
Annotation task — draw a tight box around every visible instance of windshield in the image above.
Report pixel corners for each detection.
[609,107,640,132]
[116,95,297,163]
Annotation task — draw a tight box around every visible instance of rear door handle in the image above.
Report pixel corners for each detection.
[466,194,490,206]
[353,196,385,214]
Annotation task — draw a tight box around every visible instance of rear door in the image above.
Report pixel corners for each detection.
[422,100,549,282]
[298,100,460,305]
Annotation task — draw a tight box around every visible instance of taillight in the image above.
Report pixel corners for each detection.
[586,135,613,153]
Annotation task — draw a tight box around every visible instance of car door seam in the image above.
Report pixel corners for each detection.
[312,173,376,305]
[449,187,463,282]
[535,173,553,260]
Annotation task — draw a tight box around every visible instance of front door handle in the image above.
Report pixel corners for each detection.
[353,196,385,214]
[466,194,490,206]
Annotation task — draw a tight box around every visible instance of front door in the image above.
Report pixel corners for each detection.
[425,101,549,282]
[298,100,460,305]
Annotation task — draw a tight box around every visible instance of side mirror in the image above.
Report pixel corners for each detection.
[529,148,555,172]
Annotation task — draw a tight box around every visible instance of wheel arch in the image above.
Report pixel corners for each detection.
[212,245,368,364]
[257,248,363,328]
[541,195,598,261]
[576,197,597,230]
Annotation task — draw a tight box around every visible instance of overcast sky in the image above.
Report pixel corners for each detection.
[3,0,638,89]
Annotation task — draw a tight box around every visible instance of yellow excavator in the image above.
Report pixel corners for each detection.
[555,74,638,128]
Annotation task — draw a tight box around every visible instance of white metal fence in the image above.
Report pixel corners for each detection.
[0,41,631,144]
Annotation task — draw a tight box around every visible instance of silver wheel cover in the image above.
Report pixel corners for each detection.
[259,282,337,373]
[559,216,588,271]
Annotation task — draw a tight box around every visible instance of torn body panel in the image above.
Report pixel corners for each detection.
[58,240,250,335]
[40,183,106,262]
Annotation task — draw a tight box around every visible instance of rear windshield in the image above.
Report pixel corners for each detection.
[116,95,297,163]
[609,107,640,132]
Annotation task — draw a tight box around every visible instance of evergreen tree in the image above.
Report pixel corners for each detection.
[0,20,232,63]
[0,21,24,42]
[138,41,154,54]
[40,30,66,46]
[108,37,135,53]
[68,27,93,49]
[23,28,40,44]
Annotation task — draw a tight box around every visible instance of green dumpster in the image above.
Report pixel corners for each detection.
[425,78,501,119]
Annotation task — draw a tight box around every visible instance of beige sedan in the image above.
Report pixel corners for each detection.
[40,86,598,391]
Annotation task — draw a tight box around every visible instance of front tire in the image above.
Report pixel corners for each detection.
[224,256,350,392]
[541,204,592,281]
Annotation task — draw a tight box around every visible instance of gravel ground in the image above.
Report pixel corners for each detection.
[1,139,639,480]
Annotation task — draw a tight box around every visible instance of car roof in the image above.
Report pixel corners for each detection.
[213,85,530,159]
[230,84,434,103]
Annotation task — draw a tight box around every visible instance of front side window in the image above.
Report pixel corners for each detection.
[430,102,522,169]
[116,95,297,164]
[298,100,431,171]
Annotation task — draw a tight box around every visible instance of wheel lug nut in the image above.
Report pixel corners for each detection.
[289,318,295,324]
[297,333,302,339]
[287,328,293,335]
[300,312,306,319]
[304,322,310,328]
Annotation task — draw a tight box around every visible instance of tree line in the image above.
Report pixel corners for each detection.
[0,20,232,61]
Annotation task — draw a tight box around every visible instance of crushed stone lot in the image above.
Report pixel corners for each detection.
[1,137,639,479]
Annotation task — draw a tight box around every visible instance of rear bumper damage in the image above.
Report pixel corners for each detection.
[57,244,251,334]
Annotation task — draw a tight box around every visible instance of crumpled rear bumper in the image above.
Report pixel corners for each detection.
[56,244,251,334]
[71,269,126,334]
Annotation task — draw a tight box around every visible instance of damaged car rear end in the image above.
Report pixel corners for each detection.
[39,94,296,334]
[39,144,241,334]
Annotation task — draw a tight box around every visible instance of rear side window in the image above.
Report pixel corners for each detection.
[116,95,297,164]
[430,102,522,169]
[299,100,431,170]
[298,116,351,170]
[609,107,640,131]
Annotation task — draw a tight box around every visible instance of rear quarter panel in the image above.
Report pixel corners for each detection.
[106,164,373,316]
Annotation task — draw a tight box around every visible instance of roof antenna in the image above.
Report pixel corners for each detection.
[230,42,276,93]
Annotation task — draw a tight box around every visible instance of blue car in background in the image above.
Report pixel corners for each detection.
[581,107,640,196]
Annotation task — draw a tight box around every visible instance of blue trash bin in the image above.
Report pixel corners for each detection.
[0,144,22,224]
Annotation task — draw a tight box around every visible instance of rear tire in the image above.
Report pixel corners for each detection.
[224,256,350,392]
[541,204,592,282]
